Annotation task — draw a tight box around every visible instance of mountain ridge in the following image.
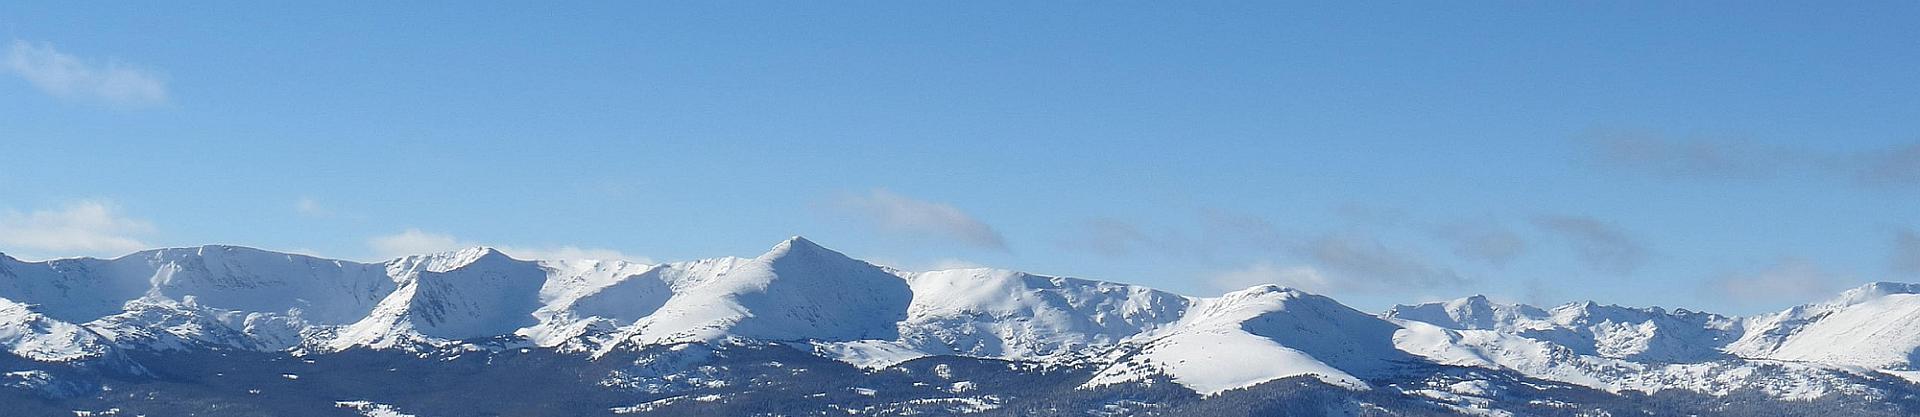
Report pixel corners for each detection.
[6,237,1920,414]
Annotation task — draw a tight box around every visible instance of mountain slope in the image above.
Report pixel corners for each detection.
[329,247,549,349]
[1730,282,1920,376]
[603,237,913,350]
[815,267,1193,368]
[0,297,109,362]
[1087,285,1413,394]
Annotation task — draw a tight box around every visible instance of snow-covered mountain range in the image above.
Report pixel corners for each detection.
[4,237,1919,416]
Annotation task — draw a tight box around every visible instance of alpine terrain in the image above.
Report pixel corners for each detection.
[4,237,1918,416]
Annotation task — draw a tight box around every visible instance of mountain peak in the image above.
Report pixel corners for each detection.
[409,246,513,273]
[446,246,508,259]
[1384,294,1550,331]
[759,236,848,262]
[1231,283,1304,296]
[1826,281,1920,307]
[1448,294,1494,309]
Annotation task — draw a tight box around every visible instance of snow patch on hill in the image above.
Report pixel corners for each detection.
[1087,285,1408,394]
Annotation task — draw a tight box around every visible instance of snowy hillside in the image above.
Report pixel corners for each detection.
[1730,282,1920,378]
[1386,296,1740,363]
[1087,285,1412,394]
[3,239,1920,416]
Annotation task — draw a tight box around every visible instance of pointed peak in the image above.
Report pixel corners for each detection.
[759,236,849,262]
[458,246,511,260]
[774,235,824,250]
[410,246,515,272]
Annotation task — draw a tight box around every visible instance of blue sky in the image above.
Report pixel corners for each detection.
[2,2,1917,314]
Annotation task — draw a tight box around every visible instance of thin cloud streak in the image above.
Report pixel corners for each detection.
[1582,131,1920,188]
[1431,221,1528,267]
[1208,262,1333,294]
[835,189,1008,251]
[1299,234,1468,293]
[365,229,649,263]
[1533,215,1649,275]
[1701,258,1842,307]
[6,40,168,107]
[0,200,155,259]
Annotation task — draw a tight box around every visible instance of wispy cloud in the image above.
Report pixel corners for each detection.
[1584,131,1798,180]
[1059,218,1160,258]
[1196,208,1288,253]
[1856,144,1920,187]
[1059,210,1285,261]
[1581,131,1920,188]
[1533,215,1649,275]
[505,246,649,263]
[6,40,168,107]
[1204,233,1466,296]
[1299,234,1468,292]
[1701,258,1842,306]
[1894,227,1920,276]
[834,189,1007,250]
[367,229,464,259]
[294,197,331,218]
[1430,221,1527,267]
[1208,262,1333,294]
[1057,210,1466,296]
[366,229,649,263]
[0,200,155,259]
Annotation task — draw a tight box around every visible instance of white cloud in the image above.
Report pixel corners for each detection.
[926,258,986,270]
[6,40,168,107]
[0,200,154,259]
[365,229,649,263]
[367,229,467,259]
[836,189,1007,250]
[502,246,651,264]
[854,257,981,272]
[294,197,330,217]
[1702,258,1841,306]
[1208,262,1333,295]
